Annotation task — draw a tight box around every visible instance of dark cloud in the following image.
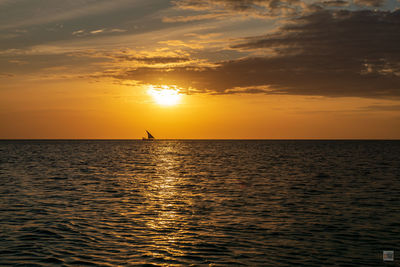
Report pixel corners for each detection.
[320,0,349,7]
[71,50,193,65]
[172,0,302,17]
[0,73,15,78]
[361,104,400,111]
[172,0,382,16]
[211,87,272,95]
[354,0,385,7]
[112,9,400,98]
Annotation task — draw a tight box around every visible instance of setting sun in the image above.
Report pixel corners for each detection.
[148,85,182,106]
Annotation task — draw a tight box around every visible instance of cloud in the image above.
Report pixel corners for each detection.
[67,48,208,70]
[72,28,127,36]
[209,85,274,95]
[72,29,85,36]
[319,0,349,6]
[90,29,105,34]
[170,0,303,19]
[0,0,143,30]
[361,104,400,111]
[353,0,385,7]
[166,0,389,23]
[0,72,15,78]
[115,56,191,64]
[173,0,300,11]
[108,9,400,98]
[110,28,127,33]
[163,12,229,22]
[0,46,76,56]
[8,59,28,65]
[159,40,204,49]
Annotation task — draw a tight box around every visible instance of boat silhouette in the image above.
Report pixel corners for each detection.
[142,130,155,141]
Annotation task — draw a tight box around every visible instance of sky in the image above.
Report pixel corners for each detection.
[1,0,400,139]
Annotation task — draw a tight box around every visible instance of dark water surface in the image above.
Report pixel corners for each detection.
[0,140,399,266]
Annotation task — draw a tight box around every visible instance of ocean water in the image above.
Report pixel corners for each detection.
[0,140,399,266]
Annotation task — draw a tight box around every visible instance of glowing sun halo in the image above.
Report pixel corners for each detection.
[148,85,181,106]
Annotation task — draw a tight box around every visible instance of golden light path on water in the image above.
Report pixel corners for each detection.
[119,142,197,263]
[144,144,182,258]
[117,141,289,265]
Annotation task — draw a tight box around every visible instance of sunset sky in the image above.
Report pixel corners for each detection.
[1,0,399,139]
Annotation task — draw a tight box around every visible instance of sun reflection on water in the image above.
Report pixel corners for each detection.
[141,142,190,260]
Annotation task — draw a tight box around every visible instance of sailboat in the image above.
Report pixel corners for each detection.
[142,130,155,141]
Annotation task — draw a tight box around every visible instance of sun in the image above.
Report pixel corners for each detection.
[148,85,182,106]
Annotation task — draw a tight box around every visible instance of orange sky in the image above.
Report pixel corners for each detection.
[0,0,399,139]
[1,78,399,139]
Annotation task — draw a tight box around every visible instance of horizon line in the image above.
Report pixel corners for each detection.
[1,138,399,141]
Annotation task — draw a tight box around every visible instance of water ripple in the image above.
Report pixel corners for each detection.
[0,140,399,266]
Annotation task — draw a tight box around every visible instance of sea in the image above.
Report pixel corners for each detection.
[0,140,399,266]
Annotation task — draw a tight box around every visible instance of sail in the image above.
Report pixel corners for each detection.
[146,130,155,139]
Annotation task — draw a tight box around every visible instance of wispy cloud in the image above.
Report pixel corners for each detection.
[72,30,85,36]
[0,0,144,30]
[163,12,229,23]
[90,29,105,34]
[73,28,127,36]
[360,104,400,111]
[110,28,126,33]
[69,48,214,70]
[8,59,28,65]
[0,72,15,78]
[159,40,204,49]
